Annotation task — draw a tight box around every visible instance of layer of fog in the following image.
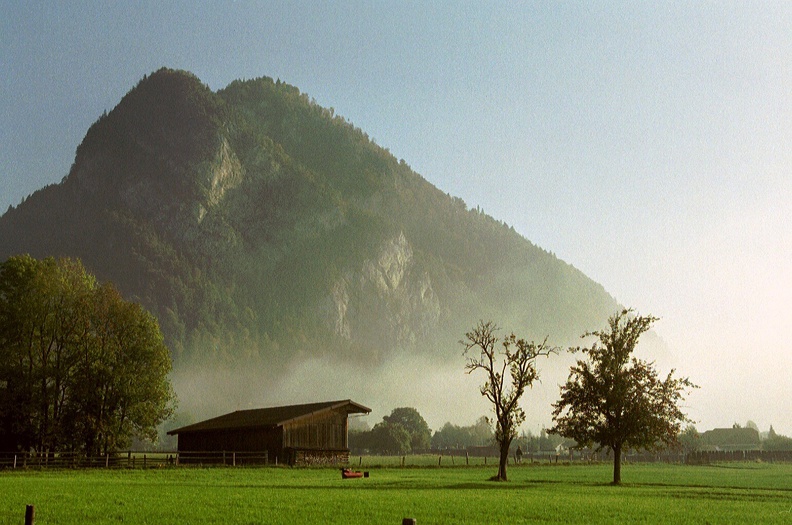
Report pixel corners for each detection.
[169,331,677,436]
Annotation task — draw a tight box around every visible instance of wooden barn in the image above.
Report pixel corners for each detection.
[167,399,370,465]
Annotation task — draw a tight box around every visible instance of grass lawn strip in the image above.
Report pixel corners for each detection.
[0,462,790,524]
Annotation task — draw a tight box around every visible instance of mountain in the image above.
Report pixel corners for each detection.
[0,68,621,417]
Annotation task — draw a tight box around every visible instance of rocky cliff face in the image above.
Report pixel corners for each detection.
[196,137,245,223]
[327,232,440,348]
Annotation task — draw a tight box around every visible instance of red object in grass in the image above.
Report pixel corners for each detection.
[341,468,367,479]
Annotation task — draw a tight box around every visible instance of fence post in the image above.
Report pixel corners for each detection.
[438,455,441,466]
[466,451,469,466]
[233,452,236,467]
[143,454,147,469]
[105,454,109,468]
[25,505,35,525]
[14,455,17,469]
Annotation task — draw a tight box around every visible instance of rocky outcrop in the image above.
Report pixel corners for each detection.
[196,137,244,222]
[326,232,440,347]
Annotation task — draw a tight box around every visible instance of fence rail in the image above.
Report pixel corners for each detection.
[2,448,792,470]
[0,450,269,469]
[686,450,792,464]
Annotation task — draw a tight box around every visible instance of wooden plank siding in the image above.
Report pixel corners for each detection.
[282,410,348,450]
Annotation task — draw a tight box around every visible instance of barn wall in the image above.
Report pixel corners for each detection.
[174,405,359,465]
[282,409,347,450]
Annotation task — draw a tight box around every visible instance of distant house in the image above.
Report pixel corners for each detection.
[167,399,371,465]
[700,427,761,451]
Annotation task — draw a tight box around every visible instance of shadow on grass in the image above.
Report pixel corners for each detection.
[226,478,572,492]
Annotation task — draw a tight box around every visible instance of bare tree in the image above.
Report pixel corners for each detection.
[462,321,555,481]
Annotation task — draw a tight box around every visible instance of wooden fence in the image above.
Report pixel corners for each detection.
[685,450,792,464]
[3,448,792,470]
[0,450,269,469]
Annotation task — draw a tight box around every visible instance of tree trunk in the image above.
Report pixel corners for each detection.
[497,440,510,481]
[612,443,622,485]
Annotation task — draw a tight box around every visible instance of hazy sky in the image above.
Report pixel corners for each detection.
[2,1,791,434]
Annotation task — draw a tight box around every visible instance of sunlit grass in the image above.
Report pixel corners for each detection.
[1,462,791,524]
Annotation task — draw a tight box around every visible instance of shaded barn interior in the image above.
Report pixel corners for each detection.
[167,399,370,465]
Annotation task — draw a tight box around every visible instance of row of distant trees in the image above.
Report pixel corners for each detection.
[351,408,792,460]
[350,409,569,457]
[349,410,494,455]
[348,407,433,455]
[678,423,792,453]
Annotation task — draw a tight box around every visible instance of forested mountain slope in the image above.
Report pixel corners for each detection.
[0,68,619,375]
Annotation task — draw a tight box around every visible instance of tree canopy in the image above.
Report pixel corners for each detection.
[549,309,696,484]
[383,407,432,451]
[348,406,431,455]
[431,416,494,450]
[0,255,176,456]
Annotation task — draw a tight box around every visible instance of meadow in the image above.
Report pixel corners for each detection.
[1,461,791,524]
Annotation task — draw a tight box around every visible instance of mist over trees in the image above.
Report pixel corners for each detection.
[0,255,176,456]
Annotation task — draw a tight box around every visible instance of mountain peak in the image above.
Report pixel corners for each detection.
[64,68,232,231]
[0,69,620,376]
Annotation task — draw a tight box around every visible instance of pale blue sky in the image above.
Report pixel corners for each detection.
[2,1,791,433]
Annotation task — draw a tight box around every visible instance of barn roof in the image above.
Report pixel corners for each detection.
[166,399,371,435]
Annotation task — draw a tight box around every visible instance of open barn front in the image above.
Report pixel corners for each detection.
[167,400,370,466]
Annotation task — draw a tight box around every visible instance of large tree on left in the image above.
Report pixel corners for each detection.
[0,255,175,456]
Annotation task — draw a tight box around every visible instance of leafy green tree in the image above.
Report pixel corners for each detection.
[64,283,175,455]
[549,309,696,484]
[368,421,411,455]
[462,321,555,481]
[431,423,467,449]
[431,417,495,449]
[678,425,701,454]
[351,408,430,454]
[0,255,94,453]
[383,407,432,451]
[0,255,176,456]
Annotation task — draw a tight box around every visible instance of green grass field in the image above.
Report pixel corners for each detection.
[1,461,791,524]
